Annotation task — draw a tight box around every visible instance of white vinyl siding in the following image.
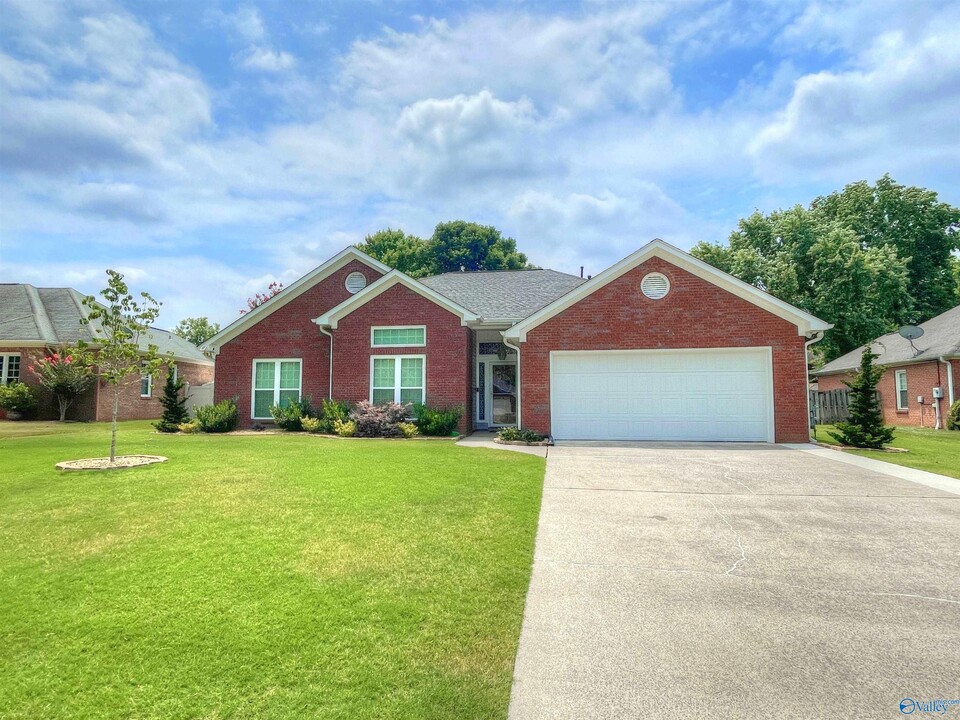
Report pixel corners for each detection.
[371,326,426,348]
[371,355,425,405]
[252,359,302,419]
[1,354,21,385]
[895,370,909,410]
[551,348,774,442]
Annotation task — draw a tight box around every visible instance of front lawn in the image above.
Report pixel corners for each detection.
[0,421,545,720]
[814,424,960,479]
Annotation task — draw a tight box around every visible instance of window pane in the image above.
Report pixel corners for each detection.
[255,362,275,389]
[399,388,423,405]
[400,357,423,387]
[373,358,395,387]
[140,374,151,396]
[5,355,20,383]
[373,327,424,346]
[372,388,395,404]
[278,389,299,407]
[279,361,300,390]
[254,389,274,418]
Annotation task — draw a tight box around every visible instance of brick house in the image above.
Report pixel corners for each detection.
[0,284,214,422]
[205,240,830,442]
[814,305,959,429]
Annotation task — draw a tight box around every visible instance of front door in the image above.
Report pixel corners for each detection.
[491,363,517,426]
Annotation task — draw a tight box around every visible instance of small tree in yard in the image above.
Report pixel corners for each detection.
[829,349,895,449]
[29,343,95,421]
[82,270,164,462]
[154,367,189,433]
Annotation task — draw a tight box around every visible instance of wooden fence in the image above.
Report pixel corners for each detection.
[810,389,881,425]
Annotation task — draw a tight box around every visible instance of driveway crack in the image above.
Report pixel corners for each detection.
[702,494,748,575]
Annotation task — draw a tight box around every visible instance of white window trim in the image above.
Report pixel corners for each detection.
[140,372,152,398]
[370,325,427,348]
[370,354,426,405]
[251,358,303,420]
[895,369,909,411]
[1,353,21,385]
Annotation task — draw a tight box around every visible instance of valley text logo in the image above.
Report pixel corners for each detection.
[900,697,960,715]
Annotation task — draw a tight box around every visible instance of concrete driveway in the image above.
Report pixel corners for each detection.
[508,444,960,720]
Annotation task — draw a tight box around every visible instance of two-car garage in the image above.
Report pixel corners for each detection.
[549,347,775,442]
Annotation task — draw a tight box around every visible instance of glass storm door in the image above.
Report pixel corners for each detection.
[491,364,517,426]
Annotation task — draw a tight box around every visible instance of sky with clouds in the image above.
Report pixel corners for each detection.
[1,0,958,329]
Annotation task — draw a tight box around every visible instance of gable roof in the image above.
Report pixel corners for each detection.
[503,239,832,342]
[0,284,211,364]
[203,247,391,352]
[420,269,586,321]
[815,304,960,375]
[314,270,479,328]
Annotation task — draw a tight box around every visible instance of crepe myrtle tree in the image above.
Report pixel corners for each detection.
[29,342,95,422]
[82,270,166,462]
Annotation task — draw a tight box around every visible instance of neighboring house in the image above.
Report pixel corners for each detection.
[204,240,830,442]
[0,284,214,422]
[814,305,959,428]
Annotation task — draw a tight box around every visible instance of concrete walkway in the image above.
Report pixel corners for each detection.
[508,443,960,720]
[456,432,549,457]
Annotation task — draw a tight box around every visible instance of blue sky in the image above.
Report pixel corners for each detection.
[1,0,958,328]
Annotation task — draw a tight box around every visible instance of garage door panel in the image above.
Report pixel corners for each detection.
[550,349,773,442]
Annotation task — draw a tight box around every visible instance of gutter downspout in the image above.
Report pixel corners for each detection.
[318,326,334,400]
[502,333,522,429]
[805,331,825,437]
[940,356,955,408]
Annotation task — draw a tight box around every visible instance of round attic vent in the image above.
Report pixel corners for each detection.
[345,271,367,294]
[641,272,670,300]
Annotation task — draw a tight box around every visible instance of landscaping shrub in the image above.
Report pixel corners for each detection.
[413,404,462,436]
[497,427,546,443]
[301,416,323,433]
[333,419,356,437]
[178,420,200,433]
[194,398,239,433]
[350,401,408,438]
[0,382,38,417]
[397,421,419,438]
[829,349,894,449]
[270,397,316,431]
[949,399,960,431]
[318,399,352,432]
[154,367,189,433]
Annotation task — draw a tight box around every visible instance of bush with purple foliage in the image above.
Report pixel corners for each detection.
[350,400,409,438]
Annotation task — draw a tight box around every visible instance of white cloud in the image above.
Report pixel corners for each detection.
[750,22,960,182]
[237,46,296,72]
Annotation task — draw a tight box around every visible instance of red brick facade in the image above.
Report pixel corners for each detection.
[214,259,386,423]
[518,257,811,442]
[331,284,472,431]
[0,345,212,422]
[818,359,958,428]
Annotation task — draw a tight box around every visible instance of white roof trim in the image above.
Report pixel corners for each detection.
[314,270,479,328]
[202,247,391,353]
[503,239,832,342]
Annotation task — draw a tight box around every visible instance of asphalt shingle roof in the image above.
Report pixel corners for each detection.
[420,269,586,321]
[815,304,960,375]
[0,284,212,364]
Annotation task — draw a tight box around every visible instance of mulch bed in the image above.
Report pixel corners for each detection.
[56,455,168,471]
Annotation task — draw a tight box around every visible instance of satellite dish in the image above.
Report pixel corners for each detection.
[898,325,924,340]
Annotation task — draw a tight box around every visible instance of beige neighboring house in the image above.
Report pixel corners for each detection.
[0,284,214,421]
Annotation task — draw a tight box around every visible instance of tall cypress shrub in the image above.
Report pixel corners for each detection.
[154,367,189,433]
[829,349,895,448]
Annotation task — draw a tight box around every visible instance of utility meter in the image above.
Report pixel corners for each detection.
[916,395,925,404]
[932,387,944,399]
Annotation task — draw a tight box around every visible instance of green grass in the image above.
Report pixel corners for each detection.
[0,421,546,720]
[815,424,960,479]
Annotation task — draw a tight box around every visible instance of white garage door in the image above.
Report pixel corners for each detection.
[550,348,774,442]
